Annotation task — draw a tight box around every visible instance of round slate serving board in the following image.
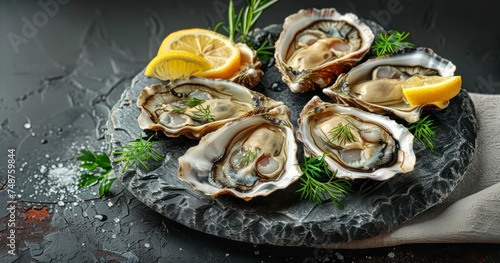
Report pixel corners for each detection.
[105,26,477,246]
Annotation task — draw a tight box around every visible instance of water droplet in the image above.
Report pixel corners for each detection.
[107,201,114,207]
[94,214,108,221]
[24,122,31,129]
[144,243,150,248]
[113,217,120,223]
[388,252,395,258]
[57,200,65,206]
[269,82,287,92]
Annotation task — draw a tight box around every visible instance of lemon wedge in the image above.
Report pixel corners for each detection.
[144,51,212,81]
[402,75,462,106]
[157,28,241,79]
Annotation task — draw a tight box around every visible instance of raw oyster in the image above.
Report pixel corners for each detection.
[178,106,301,201]
[137,77,281,139]
[229,43,264,89]
[323,47,457,123]
[274,8,374,93]
[297,96,415,181]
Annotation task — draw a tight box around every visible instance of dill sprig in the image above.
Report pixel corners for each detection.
[113,135,165,173]
[241,149,259,166]
[171,106,186,114]
[371,30,415,57]
[191,104,216,123]
[183,97,205,107]
[327,123,358,145]
[407,115,439,152]
[296,154,353,208]
[214,0,278,60]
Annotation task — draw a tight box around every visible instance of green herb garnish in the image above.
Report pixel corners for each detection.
[77,150,115,197]
[296,154,353,208]
[407,114,439,152]
[113,135,165,172]
[191,104,216,123]
[241,149,259,166]
[171,106,186,114]
[327,123,358,145]
[183,97,205,107]
[371,30,415,57]
[77,135,165,197]
[214,0,278,60]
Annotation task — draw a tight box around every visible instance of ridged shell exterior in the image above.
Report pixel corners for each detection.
[229,43,264,89]
[323,47,457,123]
[178,106,301,201]
[137,77,282,139]
[297,96,416,181]
[274,8,374,93]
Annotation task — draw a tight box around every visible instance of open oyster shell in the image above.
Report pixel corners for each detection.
[229,43,264,89]
[274,8,374,93]
[137,77,281,139]
[323,47,457,123]
[178,105,301,201]
[297,96,415,181]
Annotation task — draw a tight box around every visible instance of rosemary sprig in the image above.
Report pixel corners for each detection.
[113,135,165,173]
[76,150,115,197]
[296,154,353,208]
[214,0,278,60]
[407,114,439,152]
[371,30,415,57]
[254,39,275,61]
[328,123,358,145]
[191,104,216,123]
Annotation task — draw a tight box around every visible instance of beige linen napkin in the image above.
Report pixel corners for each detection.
[332,93,500,248]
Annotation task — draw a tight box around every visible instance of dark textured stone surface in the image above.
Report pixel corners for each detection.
[106,63,477,247]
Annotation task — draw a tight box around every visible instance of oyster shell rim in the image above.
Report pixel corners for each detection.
[136,76,282,139]
[177,105,302,201]
[323,46,458,123]
[274,7,375,93]
[297,96,416,181]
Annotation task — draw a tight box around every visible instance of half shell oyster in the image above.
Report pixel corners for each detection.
[274,8,374,93]
[137,77,281,139]
[178,105,301,201]
[323,47,457,123]
[297,96,415,181]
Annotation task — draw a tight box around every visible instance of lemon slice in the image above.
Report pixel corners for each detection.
[157,28,241,79]
[144,51,212,81]
[402,75,462,106]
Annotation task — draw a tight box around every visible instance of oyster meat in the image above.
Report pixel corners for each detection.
[274,8,374,93]
[137,77,281,139]
[297,96,415,181]
[323,47,457,123]
[178,106,301,201]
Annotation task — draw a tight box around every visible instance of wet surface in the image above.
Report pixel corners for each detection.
[1,0,500,262]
